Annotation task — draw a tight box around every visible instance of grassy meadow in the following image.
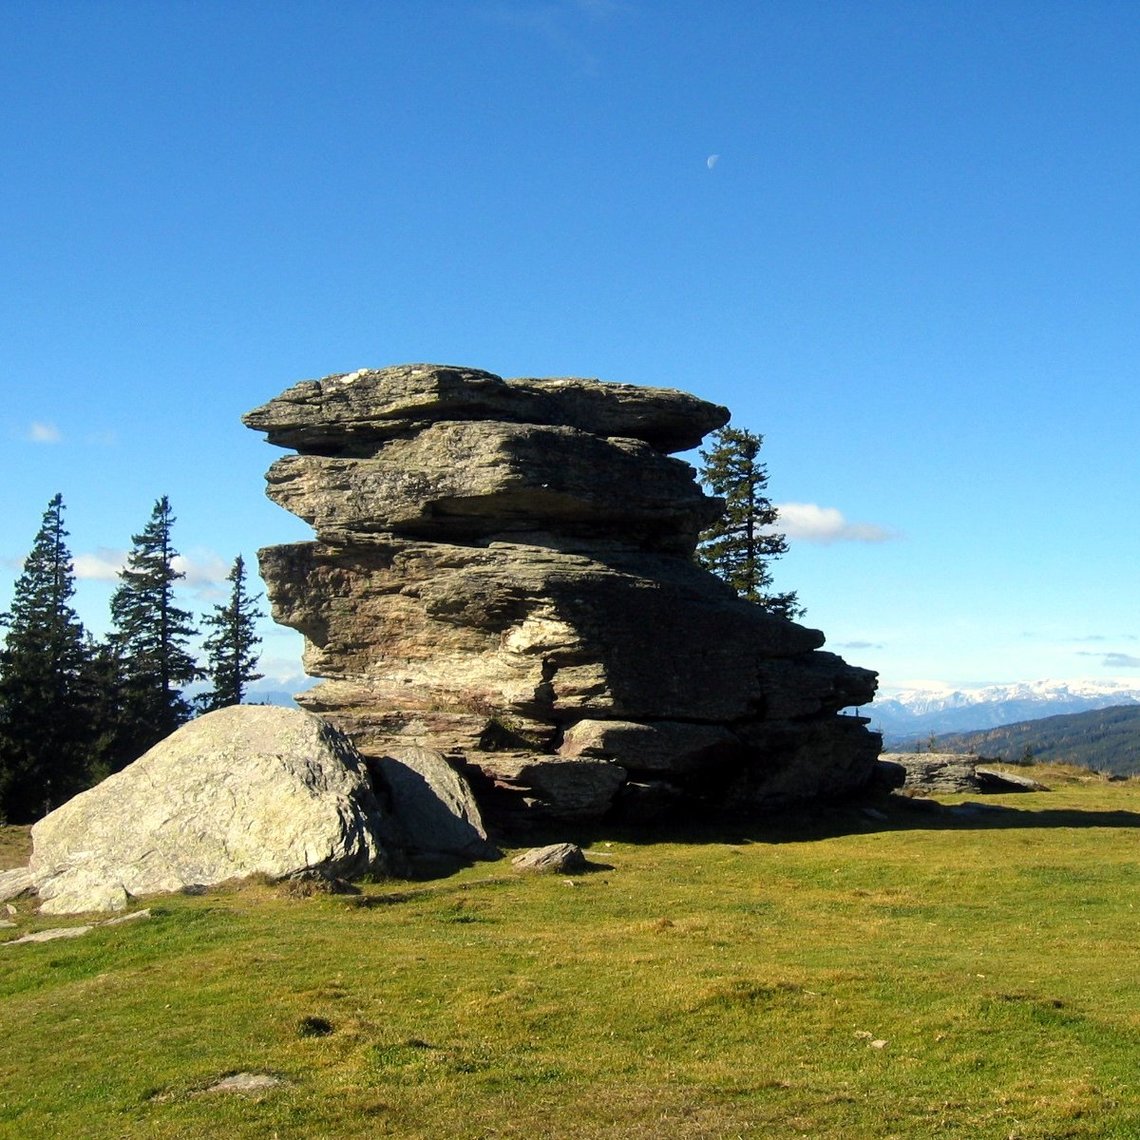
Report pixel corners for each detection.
[1,766,1138,1139]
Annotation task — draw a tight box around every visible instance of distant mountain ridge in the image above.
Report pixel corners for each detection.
[867,679,1140,746]
[905,705,1140,778]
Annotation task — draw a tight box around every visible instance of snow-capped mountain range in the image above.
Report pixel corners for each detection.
[863,679,1140,745]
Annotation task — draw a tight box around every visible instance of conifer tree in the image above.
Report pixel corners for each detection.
[76,634,131,784]
[0,494,96,821]
[198,555,264,711]
[696,426,803,620]
[109,496,200,762]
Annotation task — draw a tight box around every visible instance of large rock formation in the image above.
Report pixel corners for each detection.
[245,364,880,827]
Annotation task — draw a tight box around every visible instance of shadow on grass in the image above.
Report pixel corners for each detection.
[504,797,1140,851]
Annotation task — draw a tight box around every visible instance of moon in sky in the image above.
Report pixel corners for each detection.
[706,154,720,170]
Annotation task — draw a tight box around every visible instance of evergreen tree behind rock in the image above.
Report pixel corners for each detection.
[0,494,97,821]
[198,554,264,711]
[75,634,142,785]
[109,496,200,765]
[696,426,803,620]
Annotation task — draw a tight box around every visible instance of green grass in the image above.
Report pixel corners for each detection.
[2,767,1139,1138]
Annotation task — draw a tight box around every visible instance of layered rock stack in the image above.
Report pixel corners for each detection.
[244,364,880,827]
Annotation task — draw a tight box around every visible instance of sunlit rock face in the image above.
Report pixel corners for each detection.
[245,364,880,827]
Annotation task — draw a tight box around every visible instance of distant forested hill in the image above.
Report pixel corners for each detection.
[915,704,1140,777]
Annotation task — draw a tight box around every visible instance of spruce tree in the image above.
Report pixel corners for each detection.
[198,554,264,711]
[0,494,96,821]
[76,635,131,784]
[696,426,803,620]
[109,496,200,762]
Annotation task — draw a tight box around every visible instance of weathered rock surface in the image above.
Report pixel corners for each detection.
[0,866,34,902]
[511,843,588,874]
[975,766,1049,792]
[372,746,499,862]
[29,706,391,914]
[264,423,721,553]
[2,909,151,947]
[204,1073,284,1094]
[5,924,93,944]
[246,363,882,825]
[243,364,730,456]
[880,754,982,794]
[884,753,1048,795]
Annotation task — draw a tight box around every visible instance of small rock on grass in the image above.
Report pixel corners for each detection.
[102,908,152,926]
[5,925,94,945]
[511,843,587,874]
[3,908,151,946]
[205,1072,283,1094]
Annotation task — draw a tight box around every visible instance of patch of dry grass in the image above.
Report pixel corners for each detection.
[0,824,30,870]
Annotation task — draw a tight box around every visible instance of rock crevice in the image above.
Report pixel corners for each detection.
[245,363,880,825]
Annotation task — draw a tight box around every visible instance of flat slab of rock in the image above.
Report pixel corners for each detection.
[3,909,151,946]
[511,843,587,874]
[884,754,1048,795]
[975,766,1049,792]
[29,706,390,915]
[204,1072,283,1094]
[243,364,730,456]
[4,925,94,944]
[264,422,720,554]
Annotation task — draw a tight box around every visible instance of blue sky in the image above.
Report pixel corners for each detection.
[2,0,1138,696]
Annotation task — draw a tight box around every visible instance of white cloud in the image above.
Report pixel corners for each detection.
[73,548,230,590]
[255,657,312,687]
[770,502,897,545]
[74,548,127,581]
[172,551,230,588]
[28,421,61,444]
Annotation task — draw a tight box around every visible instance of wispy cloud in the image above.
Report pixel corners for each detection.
[480,0,629,72]
[1070,633,1137,643]
[73,549,230,592]
[255,657,311,687]
[172,551,230,588]
[74,548,127,581]
[28,421,61,444]
[770,503,897,544]
[1075,649,1140,668]
[837,640,884,650]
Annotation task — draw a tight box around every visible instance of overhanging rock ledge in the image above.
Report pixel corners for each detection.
[244,363,881,827]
